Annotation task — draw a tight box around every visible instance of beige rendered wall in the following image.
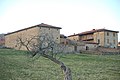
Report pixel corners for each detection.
[94,32,105,46]
[67,35,80,41]
[80,34,93,41]
[94,31,118,48]
[104,31,118,48]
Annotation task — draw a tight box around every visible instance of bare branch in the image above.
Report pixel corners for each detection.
[16,33,72,80]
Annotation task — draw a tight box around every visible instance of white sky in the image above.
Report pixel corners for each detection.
[0,0,120,41]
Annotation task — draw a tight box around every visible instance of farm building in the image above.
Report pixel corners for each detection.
[5,23,61,50]
[68,29,119,49]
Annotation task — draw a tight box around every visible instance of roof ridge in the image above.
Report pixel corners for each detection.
[5,23,61,36]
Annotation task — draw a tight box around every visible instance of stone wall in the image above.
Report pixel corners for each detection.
[5,26,61,50]
[67,35,79,41]
[5,27,40,50]
[62,44,98,53]
[40,27,60,43]
[63,45,75,53]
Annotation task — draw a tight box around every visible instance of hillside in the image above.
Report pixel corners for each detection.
[0,49,120,80]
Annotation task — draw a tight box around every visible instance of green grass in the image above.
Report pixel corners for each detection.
[0,49,120,80]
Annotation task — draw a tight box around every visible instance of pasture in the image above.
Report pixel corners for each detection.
[0,49,120,80]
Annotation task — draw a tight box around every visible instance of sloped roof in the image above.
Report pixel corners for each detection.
[37,23,62,29]
[68,29,119,37]
[5,23,62,36]
[60,34,67,38]
[79,29,119,36]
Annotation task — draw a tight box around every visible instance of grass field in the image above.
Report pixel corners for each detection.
[0,49,120,80]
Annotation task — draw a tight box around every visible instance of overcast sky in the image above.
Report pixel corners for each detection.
[0,0,120,41]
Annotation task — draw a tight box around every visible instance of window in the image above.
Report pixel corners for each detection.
[107,32,109,36]
[113,33,115,37]
[98,39,100,44]
[86,46,89,50]
[107,39,109,44]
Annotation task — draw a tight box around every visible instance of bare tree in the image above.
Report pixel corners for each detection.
[16,33,72,80]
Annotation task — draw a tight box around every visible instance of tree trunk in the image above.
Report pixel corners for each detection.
[41,53,72,80]
[61,63,72,80]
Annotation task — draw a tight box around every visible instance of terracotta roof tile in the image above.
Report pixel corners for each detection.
[68,29,119,37]
[36,23,61,29]
[78,29,119,36]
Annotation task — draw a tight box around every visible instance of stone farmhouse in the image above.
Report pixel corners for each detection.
[2,23,119,52]
[60,34,99,51]
[68,29,119,49]
[5,23,61,50]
